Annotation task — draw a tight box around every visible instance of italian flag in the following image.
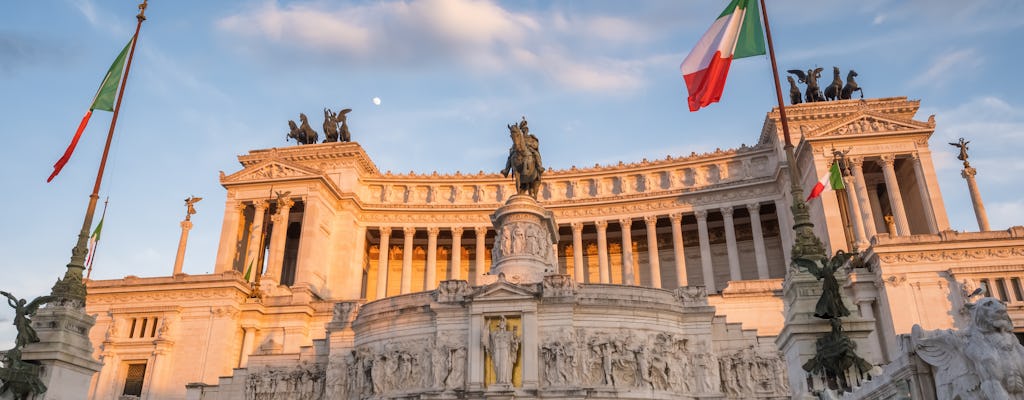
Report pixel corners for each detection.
[85,216,105,269]
[48,36,134,183]
[807,162,846,201]
[680,0,766,112]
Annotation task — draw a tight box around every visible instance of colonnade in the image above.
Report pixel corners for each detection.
[843,153,939,248]
[367,201,787,299]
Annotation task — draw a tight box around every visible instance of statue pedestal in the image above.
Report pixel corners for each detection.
[488,195,559,285]
[19,304,102,400]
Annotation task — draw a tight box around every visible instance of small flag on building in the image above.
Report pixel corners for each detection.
[680,0,766,111]
[48,37,135,182]
[243,258,254,282]
[85,216,105,269]
[807,162,845,201]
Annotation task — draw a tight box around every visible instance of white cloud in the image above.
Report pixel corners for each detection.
[215,0,654,94]
[910,48,982,88]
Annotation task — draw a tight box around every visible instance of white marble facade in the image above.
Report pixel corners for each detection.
[80,97,1024,400]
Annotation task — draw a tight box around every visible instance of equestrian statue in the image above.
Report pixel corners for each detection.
[824,66,843,101]
[788,67,825,103]
[286,113,319,145]
[500,117,543,199]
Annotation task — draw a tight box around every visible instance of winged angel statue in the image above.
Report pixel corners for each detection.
[913,297,1024,400]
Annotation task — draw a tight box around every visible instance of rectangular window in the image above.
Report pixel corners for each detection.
[128,318,137,339]
[996,278,1010,302]
[139,318,149,338]
[1012,278,1023,302]
[151,317,159,338]
[122,363,147,396]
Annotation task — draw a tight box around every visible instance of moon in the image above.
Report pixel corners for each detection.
[372,97,381,106]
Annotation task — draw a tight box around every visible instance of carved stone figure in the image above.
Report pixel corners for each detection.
[788,67,825,102]
[1,291,54,350]
[824,66,843,101]
[500,117,543,198]
[448,346,466,389]
[484,316,520,386]
[792,250,856,320]
[802,318,872,391]
[950,137,970,164]
[840,69,863,99]
[787,76,802,105]
[184,196,202,221]
[914,297,1024,400]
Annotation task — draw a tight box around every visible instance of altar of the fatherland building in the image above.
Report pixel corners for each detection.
[80,97,1024,400]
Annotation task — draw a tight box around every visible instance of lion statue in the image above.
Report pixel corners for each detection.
[913,297,1024,400]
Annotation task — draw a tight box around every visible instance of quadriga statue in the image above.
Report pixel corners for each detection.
[913,297,1024,400]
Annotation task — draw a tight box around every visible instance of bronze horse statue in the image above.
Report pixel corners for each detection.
[500,118,543,198]
[840,70,863,100]
[824,66,843,101]
[788,67,825,102]
[787,76,802,105]
[286,113,319,145]
[322,108,339,142]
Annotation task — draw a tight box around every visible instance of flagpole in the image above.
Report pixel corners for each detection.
[53,1,147,305]
[758,0,826,261]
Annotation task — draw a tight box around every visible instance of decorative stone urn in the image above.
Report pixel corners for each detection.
[488,194,559,284]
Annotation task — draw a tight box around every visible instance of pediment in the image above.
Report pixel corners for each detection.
[471,279,538,301]
[805,111,934,138]
[220,159,323,184]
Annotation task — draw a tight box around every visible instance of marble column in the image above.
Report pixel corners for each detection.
[619,218,635,285]
[843,174,869,249]
[401,227,415,294]
[669,213,687,287]
[721,207,742,282]
[910,153,939,233]
[474,227,487,285]
[879,155,911,236]
[596,220,610,283]
[172,220,193,276]
[245,201,269,277]
[265,197,295,281]
[451,227,463,280]
[644,216,662,288]
[962,166,991,231]
[214,200,243,273]
[849,157,878,239]
[375,227,391,299]
[570,222,585,283]
[695,210,716,292]
[747,203,770,280]
[426,227,439,290]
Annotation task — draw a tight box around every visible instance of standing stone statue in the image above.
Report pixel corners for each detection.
[322,108,352,143]
[1,291,54,349]
[483,316,520,386]
[950,137,970,165]
[793,250,855,320]
[788,67,825,103]
[184,196,202,221]
[500,117,543,199]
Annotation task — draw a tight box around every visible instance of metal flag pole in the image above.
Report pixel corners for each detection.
[759,0,826,262]
[54,1,148,305]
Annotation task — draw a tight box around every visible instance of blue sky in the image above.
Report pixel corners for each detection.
[1,0,1023,346]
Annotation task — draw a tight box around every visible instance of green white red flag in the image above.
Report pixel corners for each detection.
[681,0,766,111]
[807,162,846,201]
[48,36,135,183]
[85,215,105,269]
